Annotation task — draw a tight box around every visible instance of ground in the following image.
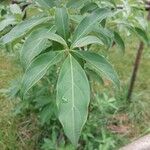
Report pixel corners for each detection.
[0,52,21,149]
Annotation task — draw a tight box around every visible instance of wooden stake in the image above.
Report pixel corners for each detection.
[127,42,144,101]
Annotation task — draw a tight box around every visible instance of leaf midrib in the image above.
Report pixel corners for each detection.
[70,55,76,143]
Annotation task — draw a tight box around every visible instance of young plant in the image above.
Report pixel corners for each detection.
[0,0,149,147]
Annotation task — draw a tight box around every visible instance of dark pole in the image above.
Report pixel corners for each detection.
[127,42,144,101]
[127,1,150,101]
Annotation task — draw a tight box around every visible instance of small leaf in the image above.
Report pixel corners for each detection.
[80,2,98,14]
[34,0,55,8]
[105,0,116,7]
[70,15,84,24]
[72,35,103,48]
[93,25,113,48]
[57,55,90,146]
[29,32,68,47]
[43,32,68,47]
[39,105,54,125]
[55,7,69,41]
[85,67,104,84]
[66,0,88,8]
[20,26,56,68]
[72,8,112,43]
[74,51,120,88]
[21,51,63,96]
[0,16,17,32]
[1,16,50,44]
[134,27,149,44]
[114,31,125,53]
[34,96,51,108]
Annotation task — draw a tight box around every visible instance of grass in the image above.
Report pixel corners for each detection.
[109,36,150,139]
[0,52,20,149]
[0,52,42,150]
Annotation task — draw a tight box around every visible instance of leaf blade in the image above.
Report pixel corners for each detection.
[1,16,50,44]
[72,35,103,48]
[74,51,120,88]
[66,0,87,8]
[55,7,69,41]
[21,51,63,96]
[114,31,125,53]
[57,55,90,146]
[72,8,112,43]
[34,0,55,8]
[80,2,98,14]
[20,26,56,68]
[0,16,17,32]
[93,25,114,48]
[134,27,149,44]
[44,32,68,47]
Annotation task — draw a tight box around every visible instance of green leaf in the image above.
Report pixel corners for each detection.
[55,7,69,41]
[134,27,149,44]
[34,96,51,108]
[70,15,84,24]
[1,16,50,44]
[80,2,98,14]
[66,0,88,8]
[39,103,56,125]
[57,55,90,146]
[74,51,120,88]
[85,67,104,84]
[43,32,68,47]
[34,0,55,8]
[39,105,53,124]
[93,25,114,48]
[21,51,63,96]
[0,16,17,32]
[105,0,116,7]
[20,26,56,68]
[72,35,103,48]
[114,31,125,53]
[72,8,112,43]
[24,31,67,48]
